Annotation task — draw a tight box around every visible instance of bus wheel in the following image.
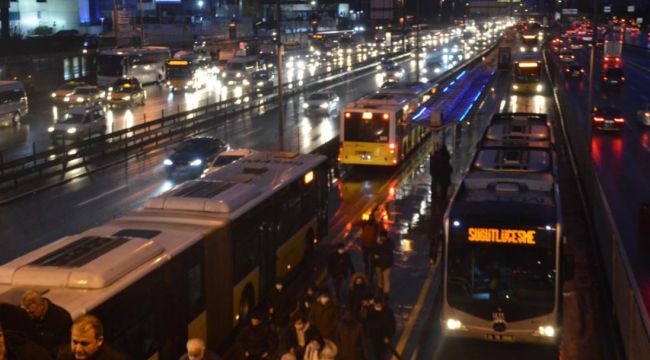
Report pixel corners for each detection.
[12,112,21,125]
[238,285,254,324]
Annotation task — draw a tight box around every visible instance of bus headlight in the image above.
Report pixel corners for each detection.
[520,46,526,52]
[48,126,55,133]
[513,85,519,90]
[538,326,555,337]
[446,319,463,330]
[190,159,203,166]
[302,103,309,109]
[536,84,543,92]
[76,97,85,103]
[320,102,329,109]
[51,93,57,98]
[533,47,539,52]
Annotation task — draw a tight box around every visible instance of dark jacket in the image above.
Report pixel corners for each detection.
[365,307,396,345]
[334,318,368,360]
[374,238,394,270]
[360,220,378,248]
[0,303,37,340]
[308,301,339,340]
[347,274,373,320]
[33,299,73,355]
[56,342,126,360]
[327,251,354,280]
[238,322,277,357]
[297,289,317,316]
[178,351,220,360]
[268,288,294,327]
[3,330,53,360]
[284,324,323,359]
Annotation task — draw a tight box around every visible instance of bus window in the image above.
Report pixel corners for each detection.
[344,112,389,143]
[232,212,263,283]
[97,55,124,77]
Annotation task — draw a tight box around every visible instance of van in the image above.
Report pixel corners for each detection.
[0,81,28,126]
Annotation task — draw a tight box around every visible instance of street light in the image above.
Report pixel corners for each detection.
[198,0,204,8]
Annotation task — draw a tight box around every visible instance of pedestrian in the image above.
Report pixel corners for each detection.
[0,321,52,360]
[308,289,338,340]
[429,228,443,266]
[327,243,354,302]
[429,150,440,195]
[359,213,379,281]
[268,280,294,334]
[347,273,373,321]
[0,303,36,343]
[334,308,368,360]
[179,338,220,360]
[436,147,452,199]
[365,297,396,360]
[20,290,72,357]
[56,314,126,360]
[238,311,276,359]
[297,285,318,316]
[373,230,394,297]
[284,313,323,359]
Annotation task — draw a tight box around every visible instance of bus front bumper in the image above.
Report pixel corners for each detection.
[339,144,398,166]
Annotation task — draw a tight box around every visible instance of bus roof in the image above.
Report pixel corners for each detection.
[377,81,435,97]
[481,113,553,148]
[344,93,414,112]
[98,46,170,56]
[226,56,259,63]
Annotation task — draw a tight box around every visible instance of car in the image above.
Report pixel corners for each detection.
[558,50,575,63]
[0,80,28,126]
[62,86,106,107]
[637,104,650,126]
[249,70,274,92]
[592,106,624,131]
[164,137,230,179]
[302,92,340,113]
[201,148,257,177]
[601,68,625,86]
[427,60,443,74]
[51,81,88,105]
[564,64,585,78]
[384,64,405,80]
[378,59,397,70]
[107,77,146,107]
[48,105,106,142]
[381,78,400,88]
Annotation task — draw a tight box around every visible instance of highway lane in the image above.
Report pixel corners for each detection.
[0,32,466,162]
[0,34,497,264]
[554,42,650,313]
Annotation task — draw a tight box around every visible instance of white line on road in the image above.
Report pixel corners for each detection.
[75,184,128,207]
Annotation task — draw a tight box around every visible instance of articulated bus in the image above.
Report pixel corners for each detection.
[442,112,563,346]
[512,60,543,94]
[165,50,214,91]
[0,152,328,358]
[339,82,435,166]
[97,46,171,86]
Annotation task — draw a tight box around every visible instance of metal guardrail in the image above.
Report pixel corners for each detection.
[544,49,650,360]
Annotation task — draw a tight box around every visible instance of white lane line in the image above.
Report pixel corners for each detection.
[75,184,127,207]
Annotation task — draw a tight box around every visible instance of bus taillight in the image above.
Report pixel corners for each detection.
[389,143,396,154]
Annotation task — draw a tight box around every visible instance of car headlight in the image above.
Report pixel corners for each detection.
[76,97,85,102]
[302,103,309,109]
[446,319,462,330]
[320,102,329,109]
[257,81,264,87]
[123,95,131,101]
[533,47,539,52]
[190,159,203,166]
[513,84,519,90]
[536,84,543,92]
[67,127,77,134]
[163,159,173,166]
[236,72,241,78]
[51,93,57,98]
[48,126,55,133]
[242,80,250,86]
[520,46,526,52]
[538,325,555,337]
[63,97,70,102]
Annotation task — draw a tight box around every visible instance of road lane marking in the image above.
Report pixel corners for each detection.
[75,184,127,207]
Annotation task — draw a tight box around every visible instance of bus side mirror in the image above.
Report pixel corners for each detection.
[564,254,575,282]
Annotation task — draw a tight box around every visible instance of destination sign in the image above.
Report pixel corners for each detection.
[468,227,536,245]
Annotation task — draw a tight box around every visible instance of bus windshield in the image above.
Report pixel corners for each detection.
[167,65,193,79]
[97,55,124,77]
[344,112,389,143]
[447,231,556,321]
[515,65,540,83]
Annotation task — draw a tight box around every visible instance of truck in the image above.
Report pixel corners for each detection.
[498,47,512,70]
[603,39,622,69]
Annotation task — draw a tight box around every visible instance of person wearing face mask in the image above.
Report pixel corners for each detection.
[334,308,368,360]
[237,311,276,359]
[373,230,395,297]
[179,338,220,360]
[347,274,373,321]
[327,243,355,302]
[308,290,338,340]
[297,285,317,316]
[365,297,395,360]
[0,321,52,360]
[268,281,294,335]
[283,313,323,359]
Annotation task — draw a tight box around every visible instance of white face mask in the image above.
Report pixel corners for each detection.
[374,305,383,311]
[188,356,201,360]
[337,249,345,254]
[319,296,329,305]
[275,284,283,291]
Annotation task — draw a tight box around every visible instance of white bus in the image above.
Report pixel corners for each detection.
[442,112,563,346]
[0,151,329,358]
[0,80,28,126]
[96,46,171,87]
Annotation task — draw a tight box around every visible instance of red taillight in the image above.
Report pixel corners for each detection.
[593,116,604,122]
[603,76,608,81]
[388,143,396,154]
[580,69,584,73]
[614,117,624,123]
[621,77,625,81]
[565,68,570,72]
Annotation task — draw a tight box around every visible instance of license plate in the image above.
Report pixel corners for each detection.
[361,154,372,160]
[484,334,515,342]
[611,81,618,84]
[605,120,613,126]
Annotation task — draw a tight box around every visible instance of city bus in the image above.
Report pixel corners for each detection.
[442,112,563,346]
[165,50,214,91]
[96,46,171,86]
[339,85,431,166]
[0,151,329,358]
[512,60,543,94]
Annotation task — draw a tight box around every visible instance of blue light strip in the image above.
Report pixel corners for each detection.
[412,106,428,120]
[442,86,450,93]
[455,70,467,80]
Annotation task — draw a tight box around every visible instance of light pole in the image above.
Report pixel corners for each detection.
[585,0,597,155]
[415,0,421,82]
[276,0,284,151]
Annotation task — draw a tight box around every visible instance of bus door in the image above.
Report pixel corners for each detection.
[258,203,276,296]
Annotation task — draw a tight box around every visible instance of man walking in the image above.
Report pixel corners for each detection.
[373,230,394,297]
[327,243,355,302]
